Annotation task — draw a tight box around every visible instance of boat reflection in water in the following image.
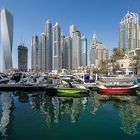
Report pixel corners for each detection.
[0,91,140,139]
[0,92,14,138]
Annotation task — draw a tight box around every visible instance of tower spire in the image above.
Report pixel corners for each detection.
[93,32,96,40]
[93,32,97,44]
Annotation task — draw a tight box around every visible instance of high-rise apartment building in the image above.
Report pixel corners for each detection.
[40,33,47,72]
[81,36,87,67]
[63,36,72,70]
[31,35,39,71]
[1,8,13,71]
[18,44,28,72]
[61,32,65,69]
[69,24,77,38]
[53,22,62,71]
[90,33,108,67]
[45,19,52,71]
[118,11,140,52]
[71,30,81,69]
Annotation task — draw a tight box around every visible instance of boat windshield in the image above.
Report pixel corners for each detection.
[83,74,95,83]
[137,78,140,83]
[1,74,8,78]
[11,73,22,82]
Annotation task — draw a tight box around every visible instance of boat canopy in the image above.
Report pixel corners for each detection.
[100,77,133,82]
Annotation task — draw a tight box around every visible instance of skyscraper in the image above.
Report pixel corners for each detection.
[81,36,87,67]
[90,33,108,67]
[63,36,72,70]
[71,30,81,69]
[18,43,28,72]
[31,35,39,71]
[1,8,13,71]
[45,19,52,71]
[69,24,77,37]
[53,22,62,71]
[118,11,140,52]
[61,32,65,69]
[39,33,47,72]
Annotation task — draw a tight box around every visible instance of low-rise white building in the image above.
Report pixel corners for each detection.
[117,58,133,75]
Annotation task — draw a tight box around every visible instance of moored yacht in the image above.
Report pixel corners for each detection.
[8,72,44,84]
[0,73,9,84]
[97,77,138,96]
[73,73,97,90]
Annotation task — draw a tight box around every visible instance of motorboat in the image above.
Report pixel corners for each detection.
[73,73,97,90]
[0,73,9,84]
[44,76,90,97]
[97,84,138,96]
[97,77,138,96]
[74,73,97,84]
[45,87,90,97]
[8,72,44,84]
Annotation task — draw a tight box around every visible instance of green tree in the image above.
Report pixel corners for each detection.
[111,48,125,74]
[96,60,109,74]
[129,54,140,75]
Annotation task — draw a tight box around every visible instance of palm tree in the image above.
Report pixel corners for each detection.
[112,48,125,60]
[129,54,140,75]
[97,60,109,74]
[111,48,125,74]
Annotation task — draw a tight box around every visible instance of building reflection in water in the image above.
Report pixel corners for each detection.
[1,91,140,136]
[30,93,140,134]
[31,93,88,127]
[0,92,14,138]
[89,94,102,115]
[116,98,140,135]
[89,95,140,135]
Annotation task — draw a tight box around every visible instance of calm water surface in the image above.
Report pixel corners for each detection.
[0,92,140,140]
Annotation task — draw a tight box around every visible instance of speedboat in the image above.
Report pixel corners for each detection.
[0,73,9,84]
[8,72,44,85]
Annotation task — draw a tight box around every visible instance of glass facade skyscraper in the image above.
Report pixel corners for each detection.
[18,44,28,72]
[64,36,72,70]
[40,33,47,72]
[53,22,62,71]
[45,19,52,72]
[31,22,87,71]
[31,35,39,71]
[81,36,87,67]
[118,11,140,52]
[71,31,81,69]
[61,32,65,69]
[90,33,108,67]
[1,8,13,71]
[69,24,77,38]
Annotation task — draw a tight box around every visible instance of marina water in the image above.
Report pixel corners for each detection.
[0,92,140,140]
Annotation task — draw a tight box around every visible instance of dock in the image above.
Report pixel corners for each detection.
[0,84,90,95]
[0,84,53,91]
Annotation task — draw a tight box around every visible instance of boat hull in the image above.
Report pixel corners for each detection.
[46,88,89,97]
[97,86,137,96]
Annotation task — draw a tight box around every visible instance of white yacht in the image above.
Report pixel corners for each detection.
[8,72,45,85]
[0,73,9,84]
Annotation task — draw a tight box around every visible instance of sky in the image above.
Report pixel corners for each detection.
[0,0,140,72]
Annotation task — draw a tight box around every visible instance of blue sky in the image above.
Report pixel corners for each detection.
[0,0,140,71]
